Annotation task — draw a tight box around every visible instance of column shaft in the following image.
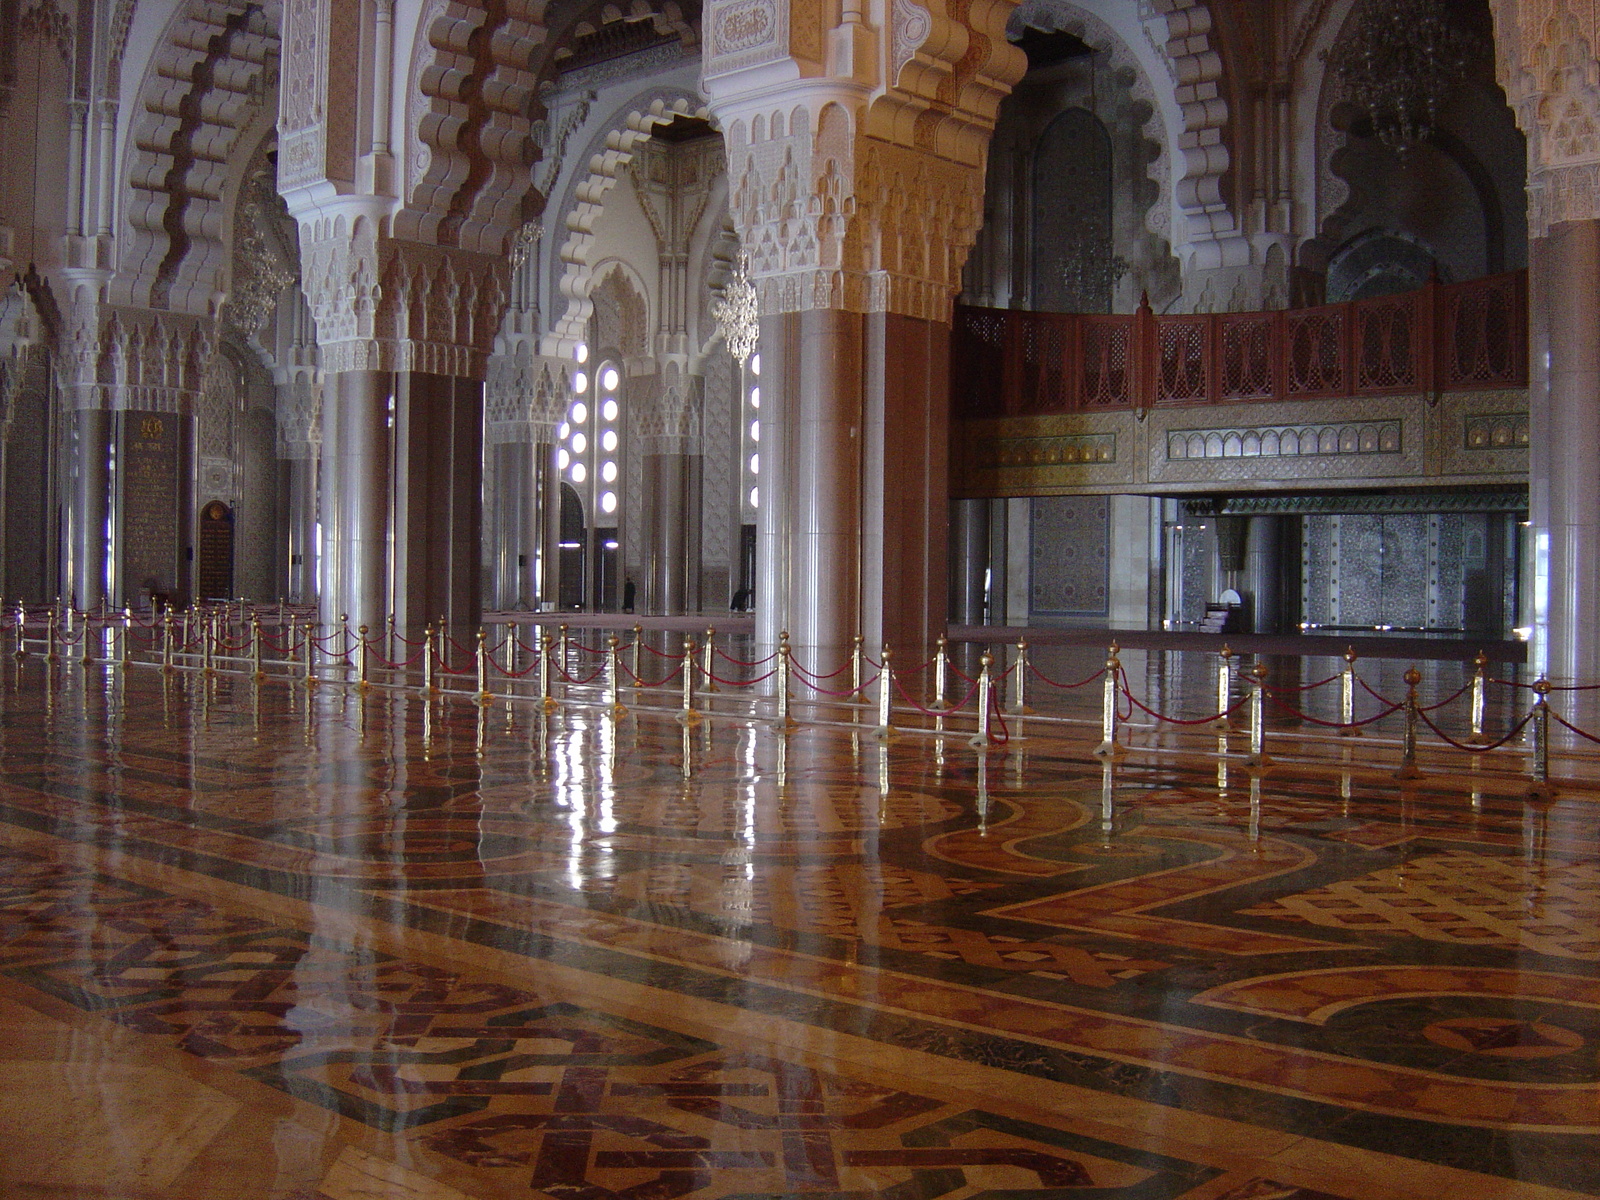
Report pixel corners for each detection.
[950,498,990,626]
[1532,222,1600,681]
[320,369,394,633]
[393,372,482,635]
[67,408,110,610]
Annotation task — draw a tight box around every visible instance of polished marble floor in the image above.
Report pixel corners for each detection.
[2,656,1599,1198]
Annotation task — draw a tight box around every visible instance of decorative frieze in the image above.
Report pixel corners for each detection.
[1464,412,1531,450]
[1166,421,1402,461]
[971,433,1117,470]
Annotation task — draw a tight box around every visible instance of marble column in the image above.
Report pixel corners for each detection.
[488,438,548,611]
[950,498,991,626]
[66,408,110,610]
[285,454,318,603]
[756,309,952,670]
[643,448,695,614]
[756,309,863,673]
[319,369,393,635]
[393,373,483,635]
[1244,515,1283,634]
[1531,221,1600,681]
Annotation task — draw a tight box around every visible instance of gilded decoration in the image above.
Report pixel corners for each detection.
[954,389,1529,497]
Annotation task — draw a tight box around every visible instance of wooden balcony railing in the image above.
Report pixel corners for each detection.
[952,270,1528,420]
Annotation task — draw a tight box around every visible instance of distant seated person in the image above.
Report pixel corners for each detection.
[731,586,753,612]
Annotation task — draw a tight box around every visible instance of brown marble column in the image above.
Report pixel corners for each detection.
[643,448,698,614]
[755,309,951,672]
[393,372,482,635]
[1531,221,1600,681]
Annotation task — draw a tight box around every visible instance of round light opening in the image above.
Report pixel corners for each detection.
[571,402,588,424]
[571,462,587,484]
[749,486,759,507]
[750,420,760,442]
[575,343,589,364]
[601,398,619,422]
[750,387,760,409]
[571,432,587,454]
[574,371,588,394]
[557,448,570,470]
[749,453,760,474]
[601,429,618,452]
[558,422,571,440]
[750,353,760,376]
[601,367,620,392]
[601,460,617,482]
[601,491,618,514]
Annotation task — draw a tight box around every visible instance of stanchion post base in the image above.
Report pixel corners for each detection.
[1527,780,1558,801]
[1245,756,1273,772]
[1006,704,1035,716]
[1393,762,1423,781]
[870,725,896,741]
[610,703,629,720]
[477,692,493,706]
[1211,719,1233,732]
[676,709,703,727]
[540,697,558,714]
[1093,741,1125,760]
[1337,727,1364,738]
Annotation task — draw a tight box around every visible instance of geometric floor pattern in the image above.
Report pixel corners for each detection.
[3,659,1599,1198]
[1242,849,1600,959]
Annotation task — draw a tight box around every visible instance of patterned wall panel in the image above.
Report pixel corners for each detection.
[1301,515,1336,627]
[1029,496,1109,617]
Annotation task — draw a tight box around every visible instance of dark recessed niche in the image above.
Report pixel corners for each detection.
[651,115,716,144]
[1010,27,1093,72]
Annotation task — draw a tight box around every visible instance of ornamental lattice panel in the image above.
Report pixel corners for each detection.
[1080,318,1131,408]
[1219,315,1275,400]
[1156,317,1208,405]
[1286,307,1345,396]
[1355,296,1418,391]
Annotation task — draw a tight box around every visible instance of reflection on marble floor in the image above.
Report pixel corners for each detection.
[1,659,1597,1198]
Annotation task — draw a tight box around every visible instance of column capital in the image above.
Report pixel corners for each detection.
[1493,0,1600,235]
[702,0,1025,321]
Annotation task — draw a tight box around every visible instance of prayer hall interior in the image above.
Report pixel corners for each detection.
[3,0,1600,1197]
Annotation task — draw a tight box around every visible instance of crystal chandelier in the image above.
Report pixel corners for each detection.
[713,249,759,365]
[1326,0,1479,150]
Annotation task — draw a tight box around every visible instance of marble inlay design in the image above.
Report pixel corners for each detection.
[1166,421,1401,461]
[0,662,1595,1198]
[1244,851,1600,959]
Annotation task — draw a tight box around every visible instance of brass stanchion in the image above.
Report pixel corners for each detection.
[1246,662,1271,769]
[558,624,570,680]
[679,635,700,724]
[46,608,58,662]
[1338,647,1361,737]
[934,636,949,710]
[538,632,555,712]
[358,624,371,691]
[202,612,215,675]
[776,641,793,728]
[476,627,491,704]
[1212,644,1234,731]
[339,613,351,665]
[631,624,643,689]
[387,613,397,667]
[161,609,174,672]
[1093,643,1123,759]
[252,617,265,680]
[13,605,25,658]
[80,610,96,666]
[1529,678,1554,797]
[851,634,864,698]
[701,628,717,692]
[969,652,993,747]
[876,644,894,735]
[1008,639,1033,715]
[607,636,625,716]
[122,606,132,669]
[422,625,438,695]
[1468,650,1489,744]
[287,613,300,663]
[1395,667,1423,780]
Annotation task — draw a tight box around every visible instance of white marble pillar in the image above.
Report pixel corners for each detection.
[319,369,393,634]
[66,408,110,610]
[1531,221,1600,681]
[950,498,990,625]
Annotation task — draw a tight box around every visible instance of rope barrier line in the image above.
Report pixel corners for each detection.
[1266,695,1403,729]
[1259,673,1344,695]
[714,646,779,668]
[1416,679,1475,714]
[1495,677,1600,692]
[790,658,853,682]
[1120,685,1249,727]
[1420,706,1537,752]
[1027,663,1107,690]
[893,670,983,721]
[1547,708,1600,747]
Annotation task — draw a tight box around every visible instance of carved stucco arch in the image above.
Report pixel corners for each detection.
[545,90,719,352]
[118,0,283,316]
[1006,0,1175,247]
[402,0,545,254]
